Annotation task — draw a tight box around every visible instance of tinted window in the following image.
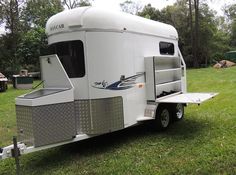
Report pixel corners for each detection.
[50,40,85,78]
[159,42,174,55]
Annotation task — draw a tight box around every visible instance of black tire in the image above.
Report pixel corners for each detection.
[171,103,184,122]
[2,83,6,92]
[154,104,172,131]
[0,82,6,92]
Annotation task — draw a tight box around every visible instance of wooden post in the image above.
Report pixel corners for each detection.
[13,136,20,175]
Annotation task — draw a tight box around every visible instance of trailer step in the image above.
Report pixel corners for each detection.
[156,92,218,104]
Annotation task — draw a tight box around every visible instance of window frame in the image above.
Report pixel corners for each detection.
[49,40,86,78]
[159,41,175,55]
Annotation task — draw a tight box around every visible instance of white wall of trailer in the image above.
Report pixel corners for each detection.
[85,31,178,127]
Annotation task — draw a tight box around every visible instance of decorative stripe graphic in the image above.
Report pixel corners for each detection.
[92,73,144,90]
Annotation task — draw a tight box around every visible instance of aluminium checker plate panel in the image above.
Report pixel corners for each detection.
[75,96,124,135]
[16,96,124,147]
[16,105,34,146]
[16,102,76,147]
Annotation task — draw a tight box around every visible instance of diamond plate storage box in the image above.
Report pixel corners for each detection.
[16,102,76,147]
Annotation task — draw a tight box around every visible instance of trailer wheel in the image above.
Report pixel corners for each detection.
[171,103,184,121]
[154,104,171,130]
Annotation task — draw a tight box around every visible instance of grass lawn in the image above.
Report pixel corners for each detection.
[0,67,236,175]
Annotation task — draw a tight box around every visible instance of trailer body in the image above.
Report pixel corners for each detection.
[0,7,217,159]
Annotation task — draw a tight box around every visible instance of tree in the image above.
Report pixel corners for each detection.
[22,0,63,28]
[193,0,200,67]
[0,0,63,75]
[224,3,236,20]
[224,4,236,49]
[18,0,63,70]
[198,3,217,66]
[0,0,24,34]
[188,0,194,66]
[62,0,92,9]
[231,21,236,48]
[16,27,48,70]
[138,4,162,20]
[0,0,23,73]
[120,0,142,15]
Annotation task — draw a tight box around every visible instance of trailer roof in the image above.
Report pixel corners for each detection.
[46,7,178,39]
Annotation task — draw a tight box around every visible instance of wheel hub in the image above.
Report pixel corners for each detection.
[160,109,170,127]
[176,104,183,119]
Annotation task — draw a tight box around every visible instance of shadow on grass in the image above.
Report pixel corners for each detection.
[21,116,211,173]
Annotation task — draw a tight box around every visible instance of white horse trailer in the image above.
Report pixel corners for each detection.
[0,7,217,159]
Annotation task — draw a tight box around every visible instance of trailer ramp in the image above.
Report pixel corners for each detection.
[156,92,218,104]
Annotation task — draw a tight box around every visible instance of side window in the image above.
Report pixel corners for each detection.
[50,40,85,78]
[159,42,174,55]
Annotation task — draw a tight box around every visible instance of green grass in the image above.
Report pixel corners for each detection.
[0,84,36,147]
[0,67,236,175]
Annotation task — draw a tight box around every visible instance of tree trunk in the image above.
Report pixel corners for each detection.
[188,0,194,67]
[193,0,199,68]
[9,0,20,73]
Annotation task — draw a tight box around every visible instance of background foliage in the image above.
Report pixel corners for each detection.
[0,0,236,76]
